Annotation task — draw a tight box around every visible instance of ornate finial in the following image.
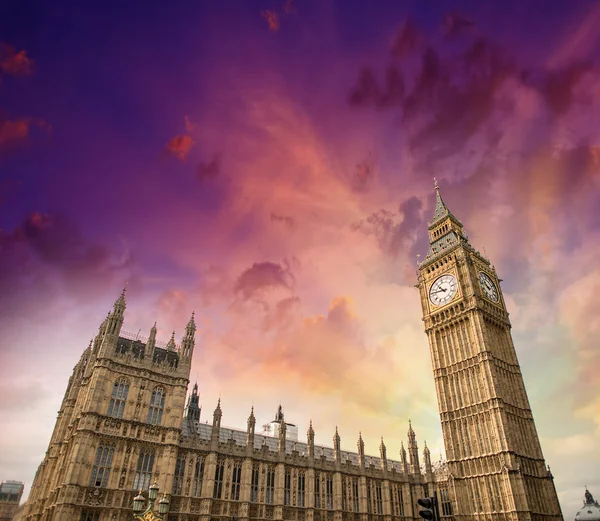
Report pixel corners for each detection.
[434,177,439,190]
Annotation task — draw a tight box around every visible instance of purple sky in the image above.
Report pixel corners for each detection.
[1,0,600,515]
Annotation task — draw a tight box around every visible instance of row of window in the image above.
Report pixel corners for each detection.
[90,446,448,518]
[107,378,166,425]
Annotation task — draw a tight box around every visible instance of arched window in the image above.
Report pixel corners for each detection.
[89,444,114,487]
[133,449,155,491]
[147,387,166,425]
[192,456,205,497]
[107,378,129,418]
[172,455,186,495]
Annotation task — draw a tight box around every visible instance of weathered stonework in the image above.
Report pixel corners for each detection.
[415,184,564,521]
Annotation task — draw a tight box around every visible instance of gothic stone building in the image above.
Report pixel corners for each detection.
[415,184,563,521]
[21,185,562,521]
[20,293,452,521]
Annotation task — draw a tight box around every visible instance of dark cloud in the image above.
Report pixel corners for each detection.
[390,20,420,59]
[406,39,516,159]
[349,66,405,108]
[0,42,34,77]
[0,212,134,316]
[540,62,597,116]
[234,261,294,300]
[270,213,295,229]
[261,295,301,332]
[351,196,424,259]
[442,12,475,37]
[197,153,221,181]
[352,152,376,192]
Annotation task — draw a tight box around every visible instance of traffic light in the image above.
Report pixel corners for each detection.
[417,496,438,521]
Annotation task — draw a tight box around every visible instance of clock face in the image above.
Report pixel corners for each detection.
[479,271,499,302]
[429,274,458,306]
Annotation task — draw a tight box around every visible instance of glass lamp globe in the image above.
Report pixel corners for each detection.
[133,492,145,513]
[158,495,170,515]
[149,482,159,501]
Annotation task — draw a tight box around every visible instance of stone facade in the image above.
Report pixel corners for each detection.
[0,481,24,521]
[18,184,565,521]
[415,183,564,521]
[19,292,451,521]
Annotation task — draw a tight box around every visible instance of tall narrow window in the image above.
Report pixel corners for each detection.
[172,455,186,495]
[352,479,359,512]
[80,511,100,521]
[397,486,404,516]
[326,475,333,510]
[147,387,166,425]
[342,478,347,511]
[375,482,383,515]
[297,471,305,507]
[251,465,260,503]
[266,467,275,504]
[367,481,372,514]
[133,449,155,491]
[90,444,114,487]
[213,460,224,499]
[107,378,129,418]
[314,474,321,508]
[232,463,242,501]
[284,469,291,505]
[192,457,204,497]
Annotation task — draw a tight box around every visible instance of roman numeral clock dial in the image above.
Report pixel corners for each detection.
[428,274,458,306]
[478,271,499,302]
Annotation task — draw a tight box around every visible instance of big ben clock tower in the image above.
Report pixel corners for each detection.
[416,182,563,521]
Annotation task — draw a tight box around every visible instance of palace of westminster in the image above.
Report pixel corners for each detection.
[15,186,566,521]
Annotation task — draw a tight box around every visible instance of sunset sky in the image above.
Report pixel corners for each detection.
[1,0,600,516]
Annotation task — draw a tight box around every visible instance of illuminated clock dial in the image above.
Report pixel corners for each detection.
[479,271,499,302]
[429,274,458,306]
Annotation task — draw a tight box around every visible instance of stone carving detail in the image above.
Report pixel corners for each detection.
[85,487,105,506]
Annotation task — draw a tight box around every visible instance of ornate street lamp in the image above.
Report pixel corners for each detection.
[132,483,170,520]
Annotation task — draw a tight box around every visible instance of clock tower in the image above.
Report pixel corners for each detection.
[416,182,563,521]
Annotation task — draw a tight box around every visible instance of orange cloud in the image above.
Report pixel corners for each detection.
[261,10,280,32]
[164,134,194,160]
[0,43,34,76]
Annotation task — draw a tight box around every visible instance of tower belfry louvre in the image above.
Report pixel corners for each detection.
[416,182,563,521]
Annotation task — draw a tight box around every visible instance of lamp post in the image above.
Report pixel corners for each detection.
[132,482,170,520]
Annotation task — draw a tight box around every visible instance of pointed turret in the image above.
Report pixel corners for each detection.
[246,406,256,449]
[358,432,365,468]
[184,381,201,424]
[106,288,126,337]
[407,420,420,474]
[181,311,196,360]
[334,427,341,464]
[424,180,471,264]
[423,440,432,475]
[166,331,176,351]
[400,442,408,473]
[278,419,287,456]
[146,322,157,361]
[380,437,388,471]
[211,398,222,447]
[307,420,315,459]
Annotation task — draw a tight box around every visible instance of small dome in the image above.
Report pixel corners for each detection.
[575,489,600,521]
